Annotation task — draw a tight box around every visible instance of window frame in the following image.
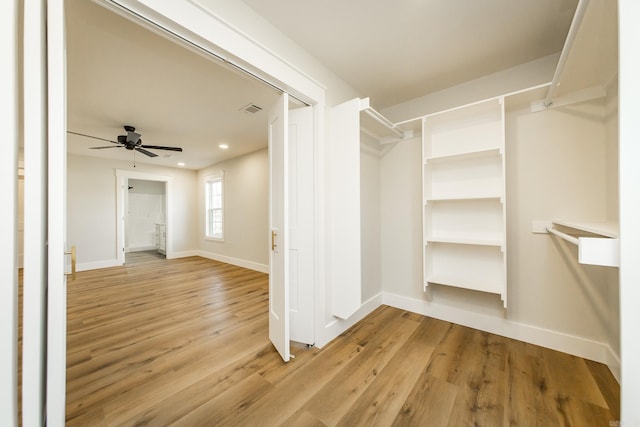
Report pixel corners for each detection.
[204,170,224,241]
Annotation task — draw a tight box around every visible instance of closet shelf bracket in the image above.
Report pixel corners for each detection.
[358,98,406,142]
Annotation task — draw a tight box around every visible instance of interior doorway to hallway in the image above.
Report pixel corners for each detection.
[124,178,167,261]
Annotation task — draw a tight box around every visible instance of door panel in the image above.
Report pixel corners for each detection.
[47,0,68,424]
[288,106,315,345]
[268,93,290,362]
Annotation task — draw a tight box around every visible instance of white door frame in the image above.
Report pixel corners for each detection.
[96,0,328,344]
[41,0,328,421]
[23,0,57,425]
[115,170,172,264]
[0,0,19,423]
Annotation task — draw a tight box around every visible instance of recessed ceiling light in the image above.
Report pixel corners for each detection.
[177,162,185,167]
[219,144,229,150]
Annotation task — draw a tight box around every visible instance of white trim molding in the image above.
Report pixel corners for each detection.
[198,250,268,273]
[75,259,122,272]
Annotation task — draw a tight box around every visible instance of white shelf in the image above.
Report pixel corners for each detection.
[544,220,619,267]
[425,147,501,164]
[552,220,619,238]
[426,275,504,296]
[426,236,503,247]
[426,194,502,202]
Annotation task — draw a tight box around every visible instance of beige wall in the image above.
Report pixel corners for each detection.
[198,148,269,267]
[360,136,382,302]
[67,154,198,267]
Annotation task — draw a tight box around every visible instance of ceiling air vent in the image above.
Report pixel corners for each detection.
[241,103,263,114]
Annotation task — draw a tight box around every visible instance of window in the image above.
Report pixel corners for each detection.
[205,171,224,240]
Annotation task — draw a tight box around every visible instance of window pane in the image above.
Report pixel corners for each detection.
[205,173,224,239]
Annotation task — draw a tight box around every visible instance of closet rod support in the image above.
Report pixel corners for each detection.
[544,0,591,107]
[362,107,405,138]
[547,227,579,246]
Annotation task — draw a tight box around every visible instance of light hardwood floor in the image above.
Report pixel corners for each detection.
[65,252,619,426]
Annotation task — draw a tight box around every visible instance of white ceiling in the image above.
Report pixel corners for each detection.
[67,0,580,170]
[241,0,579,109]
[66,0,281,170]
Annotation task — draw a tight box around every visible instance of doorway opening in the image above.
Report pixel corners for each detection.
[125,178,167,262]
[115,170,171,266]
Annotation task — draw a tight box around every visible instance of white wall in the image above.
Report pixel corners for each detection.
[380,137,423,302]
[67,154,198,269]
[198,148,269,270]
[505,102,609,338]
[193,0,359,106]
[360,136,382,302]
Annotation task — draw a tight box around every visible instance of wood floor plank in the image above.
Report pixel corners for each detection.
[392,374,458,427]
[392,318,457,426]
[335,316,442,427]
[58,251,620,425]
[171,372,275,426]
[542,348,609,408]
[124,344,283,426]
[301,309,422,425]
[221,309,401,426]
[503,340,561,426]
[585,358,620,419]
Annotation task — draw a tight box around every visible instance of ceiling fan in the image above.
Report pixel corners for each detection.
[68,125,183,157]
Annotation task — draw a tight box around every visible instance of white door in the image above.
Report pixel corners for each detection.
[269,92,290,362]
[288,106,315,345]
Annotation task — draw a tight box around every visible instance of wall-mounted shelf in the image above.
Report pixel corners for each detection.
[425,147,502,164]
[538,220,619,267]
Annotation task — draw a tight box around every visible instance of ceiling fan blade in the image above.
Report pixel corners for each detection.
[135,147,158,157]
[90,146,122,149]
[68,130,119,144]
[140,145,183,152]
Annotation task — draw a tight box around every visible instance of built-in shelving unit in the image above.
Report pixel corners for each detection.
[422,97,507,306]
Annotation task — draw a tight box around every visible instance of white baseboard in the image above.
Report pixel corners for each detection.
[197,250,269,273]
[168,250,199,259]
[315,293,383,349]
[75,259,121,272]
[126,246,158,252]
[606,344,621,383]
[382,291,614,370]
